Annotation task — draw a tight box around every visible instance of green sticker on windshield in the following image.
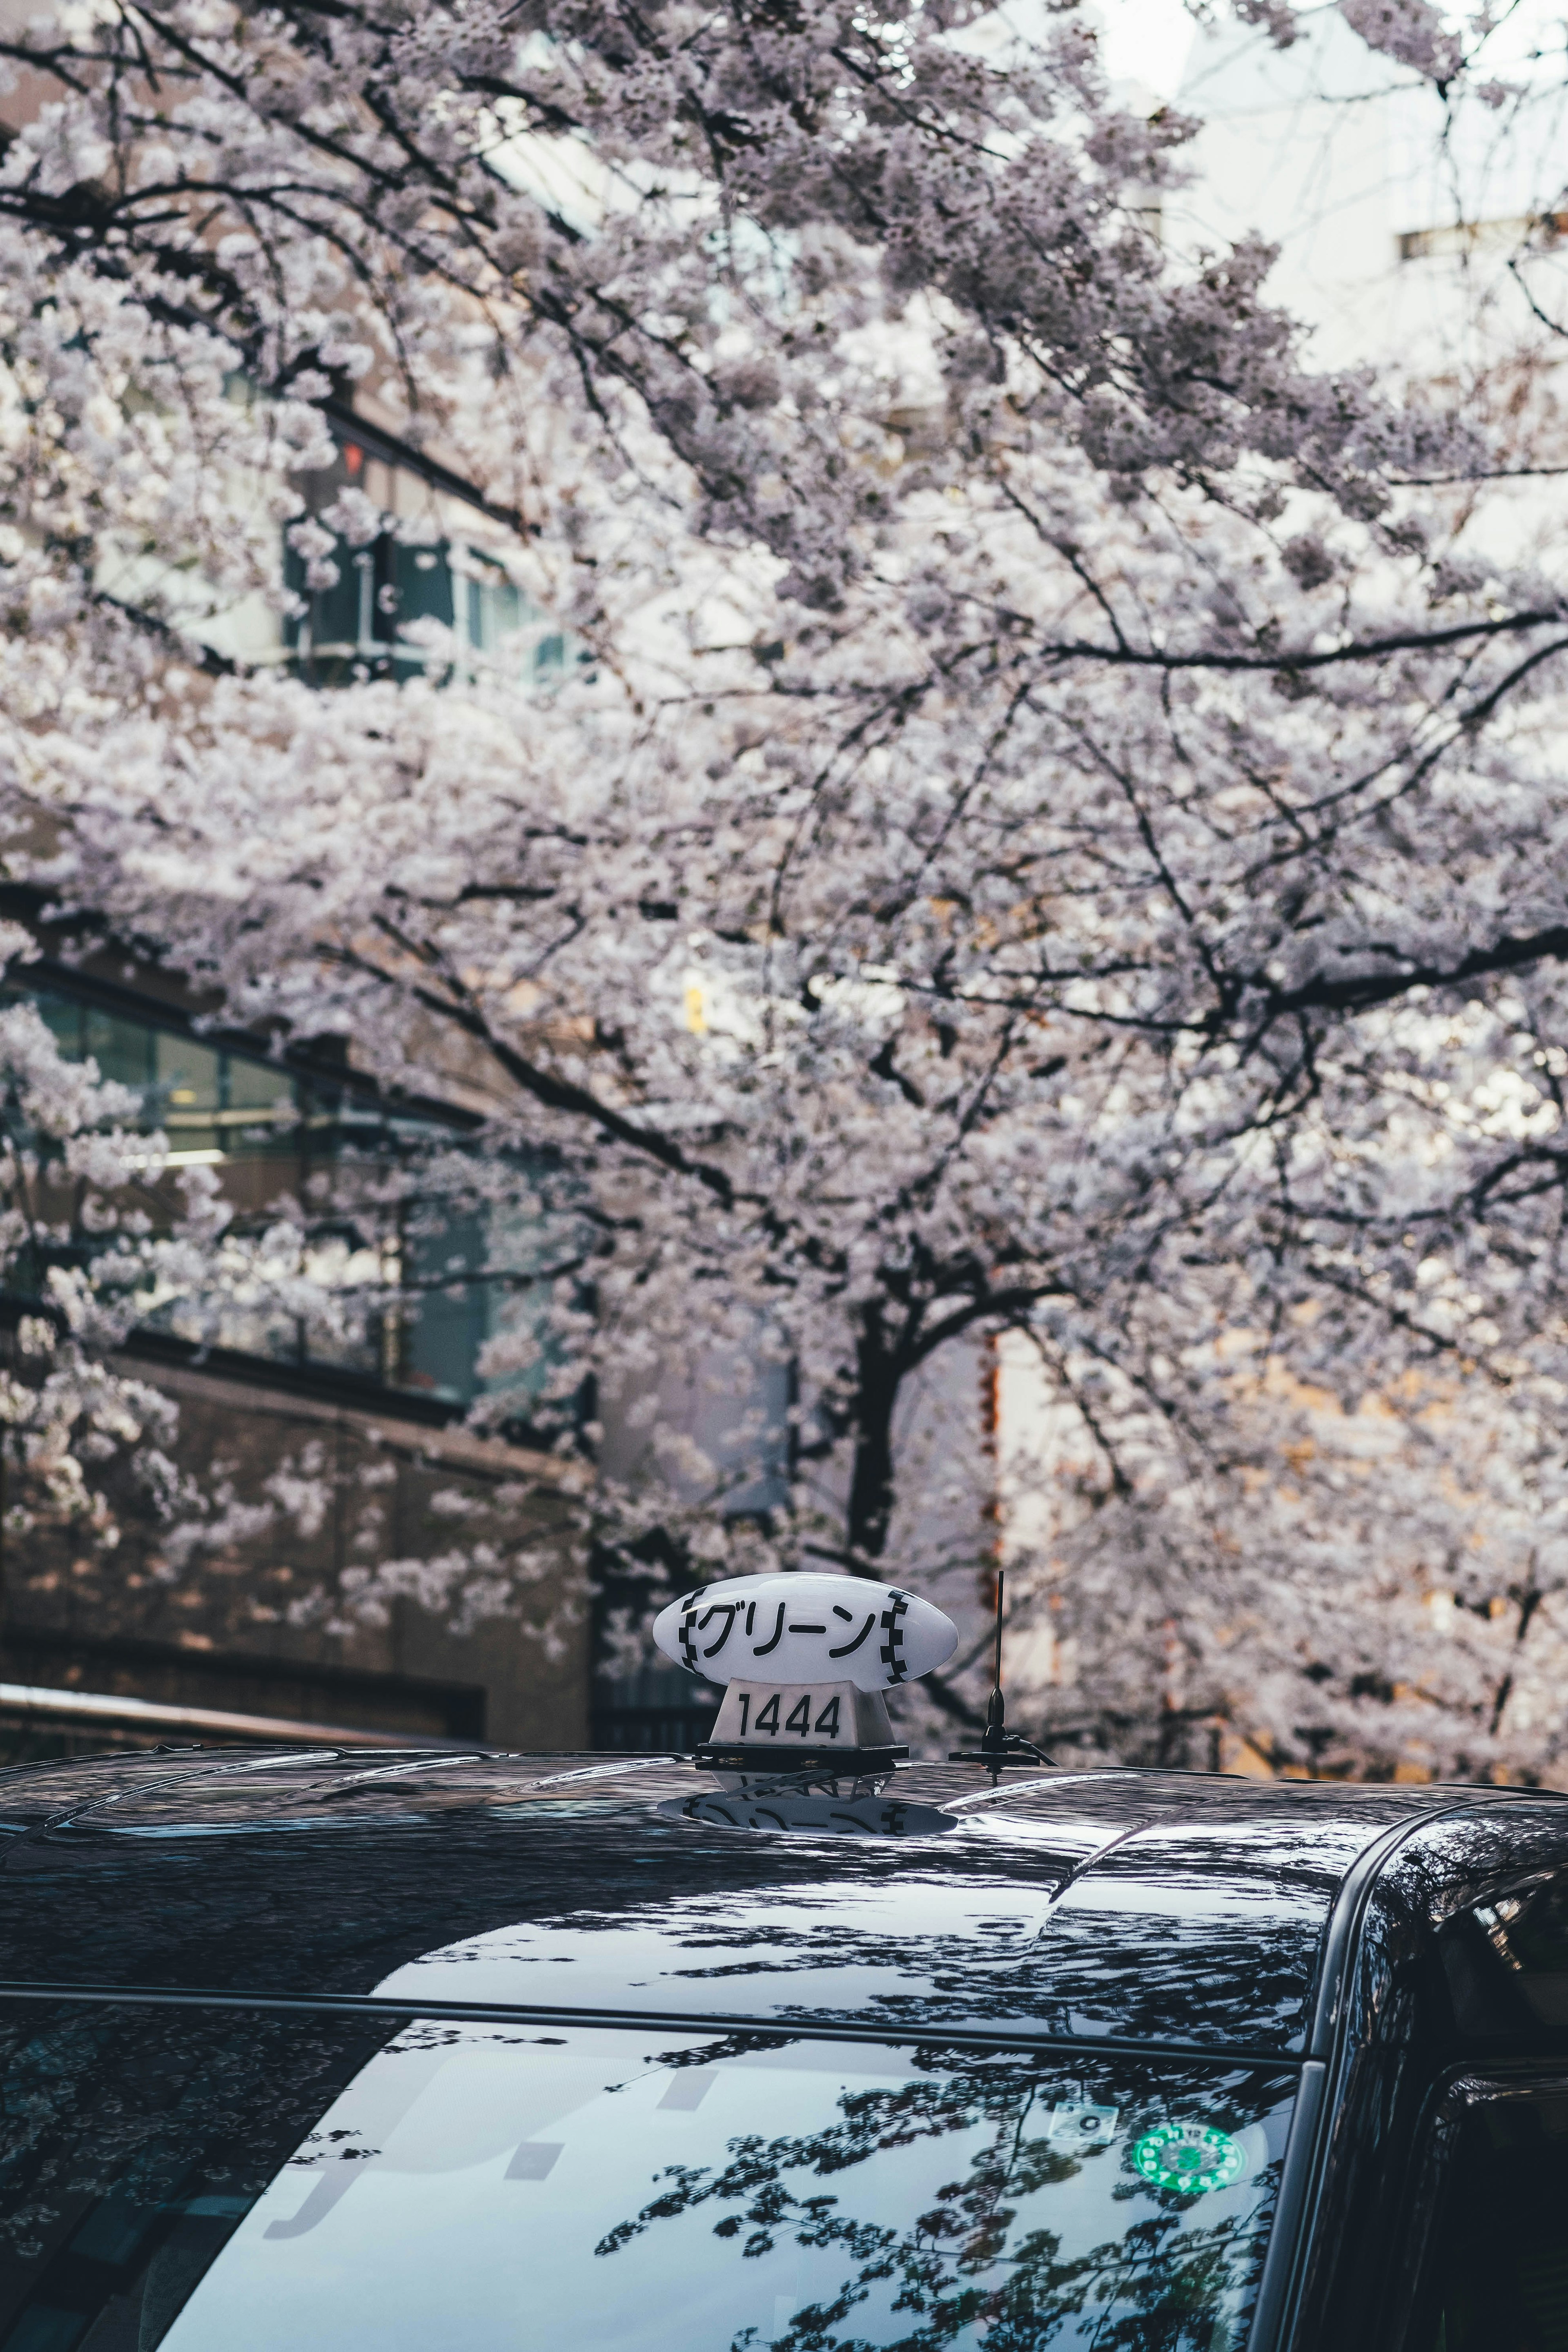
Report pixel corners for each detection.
[1131,2122,1245,2194]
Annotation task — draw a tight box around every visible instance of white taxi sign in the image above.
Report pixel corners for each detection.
[653,1572,958,1694]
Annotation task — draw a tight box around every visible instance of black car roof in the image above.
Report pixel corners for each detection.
[0,1751,1562,2061]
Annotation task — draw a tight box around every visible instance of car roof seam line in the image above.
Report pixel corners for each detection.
[0,1978,1309,2068]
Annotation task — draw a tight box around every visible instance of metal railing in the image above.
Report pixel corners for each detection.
[0,1681,491,1752]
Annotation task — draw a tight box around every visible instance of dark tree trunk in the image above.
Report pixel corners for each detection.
[844,1315,903,1573]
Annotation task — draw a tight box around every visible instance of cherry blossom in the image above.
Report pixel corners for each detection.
[0,0,1564,1773]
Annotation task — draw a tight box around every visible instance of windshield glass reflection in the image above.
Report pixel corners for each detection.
[0,2002,1296,2351]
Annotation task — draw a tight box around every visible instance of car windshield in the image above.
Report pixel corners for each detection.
[0,2002,1296,2352]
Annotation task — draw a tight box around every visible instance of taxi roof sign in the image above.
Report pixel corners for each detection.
[653,1573,958,1775]
[652,1573,958,1694]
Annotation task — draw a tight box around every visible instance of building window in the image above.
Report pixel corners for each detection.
[9,977,569,1427]
[281,433,575,689]
[283,531,572,688]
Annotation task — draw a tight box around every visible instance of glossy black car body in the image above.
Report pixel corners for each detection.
[0,1747,1566,2351]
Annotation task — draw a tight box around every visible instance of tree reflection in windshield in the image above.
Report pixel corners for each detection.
[595,2048,1291,2352]
[0,2005,1294,2352]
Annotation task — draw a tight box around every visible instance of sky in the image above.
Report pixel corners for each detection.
[1091,0,1200,98]
[957,0,1199,100]
[1088,0,1568,105]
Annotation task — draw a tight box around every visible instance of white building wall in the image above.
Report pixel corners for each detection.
[1171,4,1568,381]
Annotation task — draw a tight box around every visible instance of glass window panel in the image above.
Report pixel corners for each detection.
[0,2003,1295,2352]
[1423,2088,1568,2351]
[27,993,86,1065]
[474,1196,569,1413]
[469,564,534,669]
[402,1207,487,1401]
[392,542,454,634]
[284,537,362,669]
[152,1033,222,1118]
[223,1056,294,1116]
[80,1005,158,1095]
[281,520,569,687]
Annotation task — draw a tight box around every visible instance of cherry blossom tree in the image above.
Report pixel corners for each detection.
[0,961,283,1583]
[0,953,570,1645]
[2,0,1568,1773]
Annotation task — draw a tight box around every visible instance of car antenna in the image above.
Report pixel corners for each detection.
[948,1569,1053,1782]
